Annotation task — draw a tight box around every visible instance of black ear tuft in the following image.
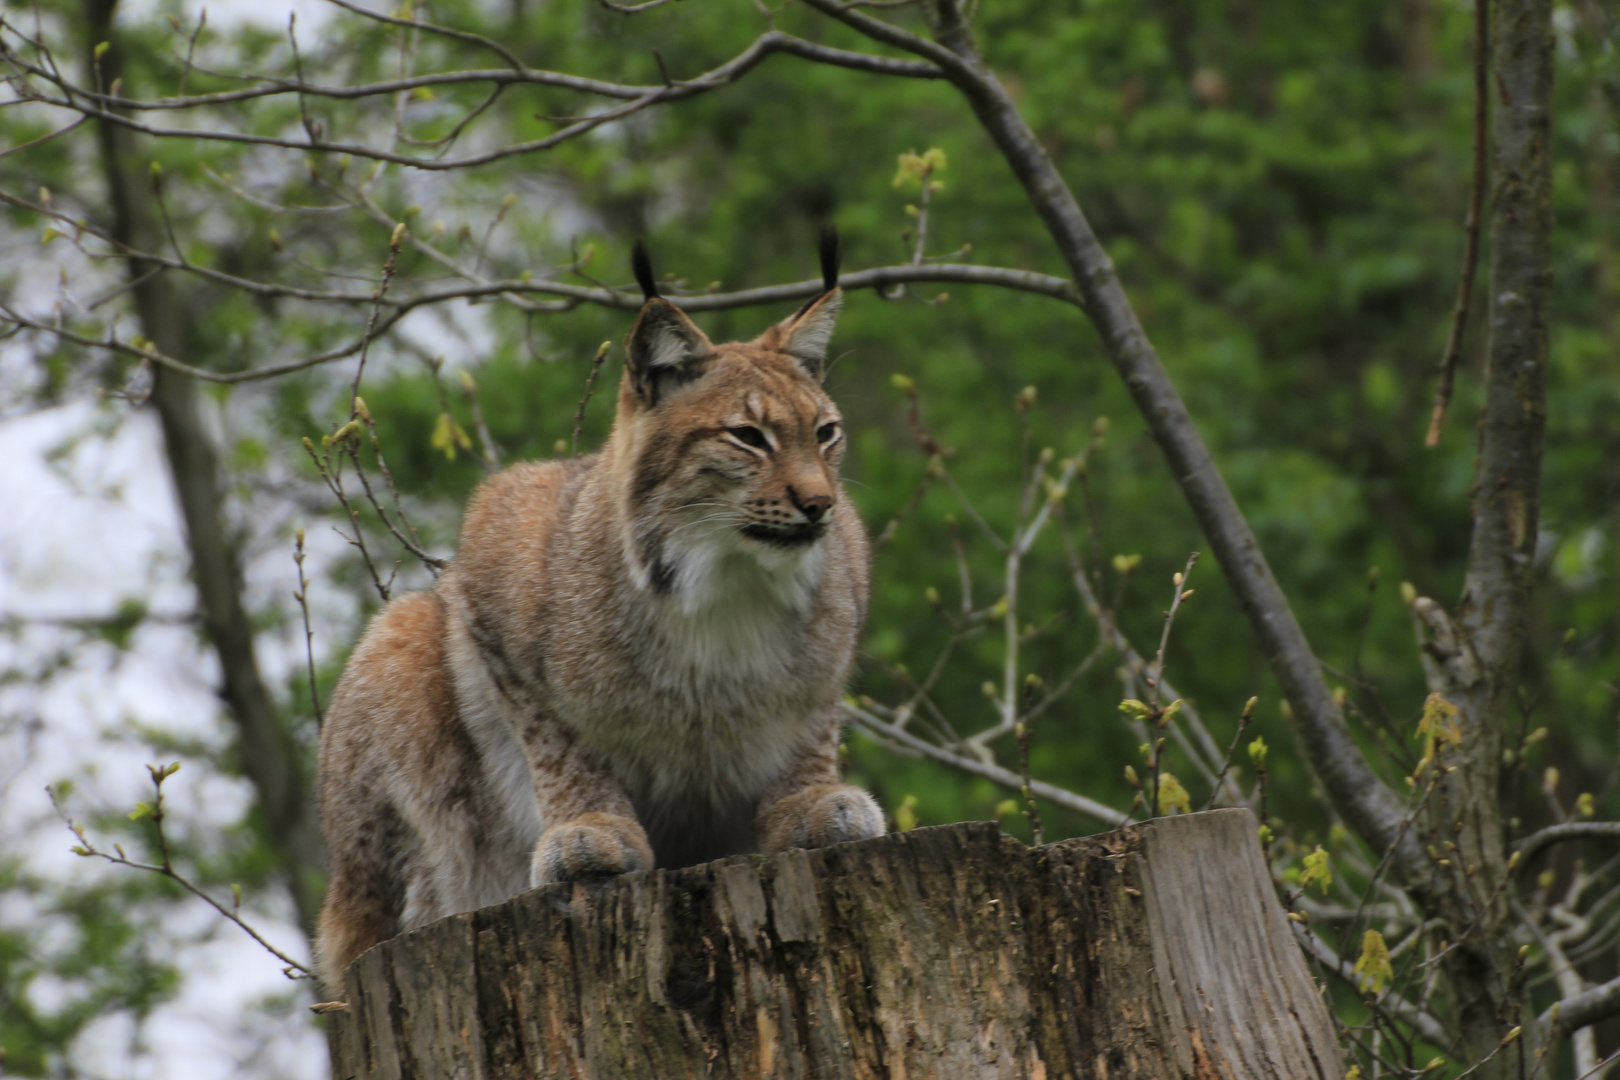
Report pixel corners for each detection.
[631,241,659,301]
[818,225,841,294]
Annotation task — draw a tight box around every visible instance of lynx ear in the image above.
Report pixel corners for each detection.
[626,298,713,406]
[767,227,843,380]
[770,289,842,380]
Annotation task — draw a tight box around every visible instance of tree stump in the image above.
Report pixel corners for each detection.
[325,808,1342,1079]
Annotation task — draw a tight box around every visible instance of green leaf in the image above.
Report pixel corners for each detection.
[1299,845,1332,895]
[1156,772,1190,815]
[1353,929,1393,994]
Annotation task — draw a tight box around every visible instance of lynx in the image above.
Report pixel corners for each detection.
[314,234,884,990]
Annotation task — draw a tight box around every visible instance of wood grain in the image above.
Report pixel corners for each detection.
[327,809,1341,1079]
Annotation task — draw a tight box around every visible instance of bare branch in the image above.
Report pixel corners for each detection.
[846,702,1129,827]
[1542,974,1620,1046]
[3,31,941,171]
[1516,822,1620,870]
[0,259,1077,386]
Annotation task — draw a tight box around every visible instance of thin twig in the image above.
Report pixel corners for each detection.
[459,370,502,471]
[292,530,323,728]
[1016,676,1043,844]
[1424,0,1490,447]
[1204,695,1256,811]
[349,224,405,417]
[572,341,611,457]
[48,775,314,979]
[846,702,1128,826]
[301,435,394,600]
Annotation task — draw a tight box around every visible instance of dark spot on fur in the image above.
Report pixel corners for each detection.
[637,529,676,594]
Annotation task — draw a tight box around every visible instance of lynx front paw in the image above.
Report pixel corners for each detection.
[759,783,885,854]
[531,812,653,886]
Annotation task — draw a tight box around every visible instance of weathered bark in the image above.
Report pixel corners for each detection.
[82,0,325,934]
[326,811,1341,1079]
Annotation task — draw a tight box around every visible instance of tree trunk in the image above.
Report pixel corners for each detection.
[1409,0,1553,1071]
[325,810,1341,1079]
[82,0,327,935]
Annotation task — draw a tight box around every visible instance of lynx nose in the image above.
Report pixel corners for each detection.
[788,485,833,523]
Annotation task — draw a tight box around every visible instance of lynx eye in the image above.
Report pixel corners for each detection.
[726,425,770,450]
[816,422,839,444]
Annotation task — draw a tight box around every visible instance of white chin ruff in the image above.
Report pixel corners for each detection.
[668,524,826,617]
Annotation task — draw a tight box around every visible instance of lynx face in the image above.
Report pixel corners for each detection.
[616,289,848,599]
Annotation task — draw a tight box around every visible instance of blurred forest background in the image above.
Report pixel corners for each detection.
[0,0,1616,1075]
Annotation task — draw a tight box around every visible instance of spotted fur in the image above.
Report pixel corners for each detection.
[314,269,882,991]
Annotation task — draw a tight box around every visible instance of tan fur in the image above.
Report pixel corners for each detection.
[315,286,882,991]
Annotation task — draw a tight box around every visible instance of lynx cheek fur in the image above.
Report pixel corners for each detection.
[314,235,883,990]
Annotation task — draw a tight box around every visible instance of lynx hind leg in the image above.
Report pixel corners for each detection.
[759,783,885,854]
[315,590,454,992]
[531,811,653,886]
